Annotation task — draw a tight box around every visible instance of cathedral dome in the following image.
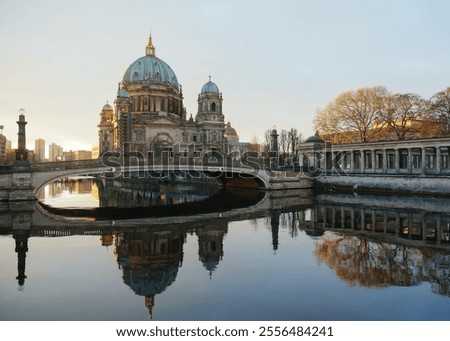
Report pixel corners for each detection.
[225,122,239,142]
[122,35,179,90]
[201,78,219,93]
[102,103,113,111]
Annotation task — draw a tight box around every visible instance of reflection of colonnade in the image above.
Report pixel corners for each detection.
[269,204,450,296]
[299,136,450,175]
[314,204,450,244]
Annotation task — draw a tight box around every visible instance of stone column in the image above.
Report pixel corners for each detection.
[371,209,376,232]
[350,150,355,173]
[395,148,400,172]
[351,208,355,230]
[360,208,365,230]
[270,129,279,170]
[408,213,413,239]
[407,148,412,174]
[395,213,401,236]
[436,216,442,244]
[383,211,388,233]
[382,149,387,173]
[422,217,427,241]
[436,147,441,173]
[371,149,376,173]
[421,147,427,174]
[16,112,28,161]
[361,150,365,173]
[331,207,336,227]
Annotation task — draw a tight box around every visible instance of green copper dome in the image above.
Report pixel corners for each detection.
[122,35,179,90]
[201,79,219,93]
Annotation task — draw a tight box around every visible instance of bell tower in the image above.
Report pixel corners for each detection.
[196,77,225,153]
[98,102,115,155]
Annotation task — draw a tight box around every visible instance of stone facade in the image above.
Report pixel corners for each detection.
[98,35,239,158]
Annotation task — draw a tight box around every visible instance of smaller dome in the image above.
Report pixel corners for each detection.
[305,132,324,143]
[201,79,219,93]
[102,103,113,111]
[225,122,239,142]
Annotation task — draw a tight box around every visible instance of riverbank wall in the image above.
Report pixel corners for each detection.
[315,174,450,195]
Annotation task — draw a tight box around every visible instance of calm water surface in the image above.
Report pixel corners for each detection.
[1,178,450,321]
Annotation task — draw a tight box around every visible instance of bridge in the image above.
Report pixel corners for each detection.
[0,157,313,201]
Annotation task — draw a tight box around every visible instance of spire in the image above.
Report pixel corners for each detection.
[146,33,155,56]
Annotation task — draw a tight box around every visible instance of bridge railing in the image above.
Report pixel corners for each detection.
[30,159,104,172]
[28,155,275,173]
[100,153,272,170]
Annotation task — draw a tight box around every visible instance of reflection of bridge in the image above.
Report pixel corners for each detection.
[0,158,313,201]
[2,188,450,250]
[2,189,450,305]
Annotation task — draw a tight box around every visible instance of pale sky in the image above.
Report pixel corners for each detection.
[1,0,450,152]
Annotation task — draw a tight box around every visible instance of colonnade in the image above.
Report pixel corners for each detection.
[299,137,450,175]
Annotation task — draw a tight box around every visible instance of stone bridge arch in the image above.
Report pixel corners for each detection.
[30,160,112,196]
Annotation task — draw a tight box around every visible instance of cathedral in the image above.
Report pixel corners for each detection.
[98,34,239,157]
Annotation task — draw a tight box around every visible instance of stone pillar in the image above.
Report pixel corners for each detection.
[436,216,442,244]
[395,149,400,172]
[371,210,376,232]
[395,213,401,236]
[371,149,376,173]
[360,208,365,230]
[382,149,387,173]
[421,147,427,174]
[436,147,441,173]
[331,207,336,227]
[408,213,413,239]
[322,151,327,173]
[407,148,412,174]
[422,217,427,241]
[350,151,355,173]
[270,129,279,170]
[360,150,365,173]
[351,208,355,229]
[16,111,28,161]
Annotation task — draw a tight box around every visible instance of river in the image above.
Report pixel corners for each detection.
[0,177,449,321]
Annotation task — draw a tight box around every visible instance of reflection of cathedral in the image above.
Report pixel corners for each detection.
[98,34,239,156]
[114,230,185,319]
[197,223,228,277]
[112,222,228,318]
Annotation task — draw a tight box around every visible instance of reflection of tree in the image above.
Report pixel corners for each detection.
[315,232,450,296]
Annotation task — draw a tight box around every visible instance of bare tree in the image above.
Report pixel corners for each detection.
[288,128,302,163]
[314,86,389,142]
[249,135,261,153]
[279,129,289,165]
[384,93,425,140]
[429,87,450,137]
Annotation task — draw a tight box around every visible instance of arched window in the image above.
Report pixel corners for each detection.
[211,102,216,112]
